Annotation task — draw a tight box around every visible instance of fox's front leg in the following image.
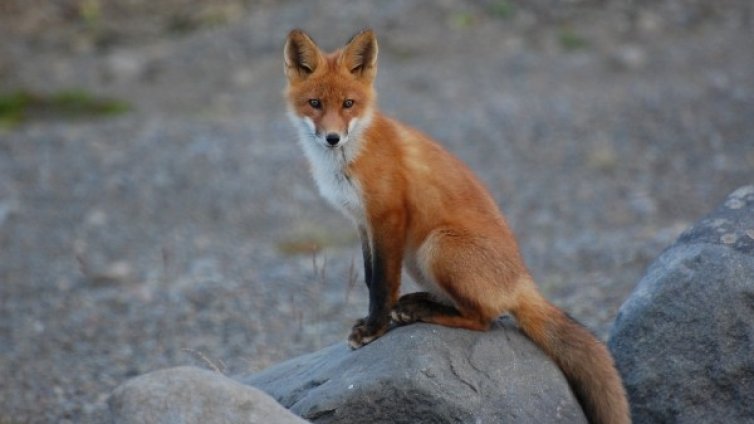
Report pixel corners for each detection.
[347,227,373,332]
[358,226,373,291]
[348,217,404,348]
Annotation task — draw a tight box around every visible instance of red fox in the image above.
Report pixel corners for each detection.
[284,29,630,424]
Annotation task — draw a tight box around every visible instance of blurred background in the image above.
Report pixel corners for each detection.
[1,0,752,422]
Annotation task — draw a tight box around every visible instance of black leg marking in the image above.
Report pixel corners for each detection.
[367,248,389,320]
[348,237,391,349]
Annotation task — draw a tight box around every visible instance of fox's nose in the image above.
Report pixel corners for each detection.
[325,133,340,146]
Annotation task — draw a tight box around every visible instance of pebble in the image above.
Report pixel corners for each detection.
[613,45,648,71]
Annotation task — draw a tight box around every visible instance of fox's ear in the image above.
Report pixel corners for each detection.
[284,29,321,81]
[342,29,378,81]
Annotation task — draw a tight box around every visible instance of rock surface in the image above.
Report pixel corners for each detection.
[609,185,754,423]
[240,320,587,424]
[109,366,308,424]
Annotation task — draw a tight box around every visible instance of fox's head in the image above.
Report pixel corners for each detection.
[284,29,378,150]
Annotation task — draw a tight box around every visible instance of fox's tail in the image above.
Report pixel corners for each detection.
[512,289,631,424]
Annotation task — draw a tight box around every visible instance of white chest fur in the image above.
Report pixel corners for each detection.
[290,112,371,224]
[304,142,364,222]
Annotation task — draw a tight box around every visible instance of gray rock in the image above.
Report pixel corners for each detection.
[104,51,148,82]
[610,45,648,71]
[109,366,309,424]
[609,185,754,423]
[239,320,587,424]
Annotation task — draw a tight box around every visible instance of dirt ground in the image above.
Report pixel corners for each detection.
[1,0,753,422]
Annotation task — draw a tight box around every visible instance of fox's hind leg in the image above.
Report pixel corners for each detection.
[393,227,525,332]
[391,292,457,322]
[391,291,491,331]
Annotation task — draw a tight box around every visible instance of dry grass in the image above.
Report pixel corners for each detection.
[182,348,228,374]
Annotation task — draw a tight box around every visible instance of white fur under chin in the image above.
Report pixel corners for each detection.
[289,110,374,223]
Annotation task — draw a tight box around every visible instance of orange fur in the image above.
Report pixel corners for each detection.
[284,29,630,424]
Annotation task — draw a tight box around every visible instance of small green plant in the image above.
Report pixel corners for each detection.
[0,91,30,127]
[489,0,515,19]
[48,90,129,116]
[166,12,199,35]
[166,4,244,35]
[558,28,589,51]
[79,0,102,30]
[450,11,475,29]
[0,89,130,128]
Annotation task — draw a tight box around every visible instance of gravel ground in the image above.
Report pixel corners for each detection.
[1,1,753,422]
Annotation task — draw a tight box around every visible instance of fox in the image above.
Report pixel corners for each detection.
[283,28,630,424]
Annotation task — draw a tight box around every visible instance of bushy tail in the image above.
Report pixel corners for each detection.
[512,290,630,424]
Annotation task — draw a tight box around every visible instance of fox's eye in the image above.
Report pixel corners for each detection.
[308,99,321,109]
[343,99,354,109]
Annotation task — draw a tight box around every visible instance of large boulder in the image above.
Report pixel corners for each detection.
[109,319,588,423]
[609,185,754,423]
[109,366,308,424]
[239,319,587,423]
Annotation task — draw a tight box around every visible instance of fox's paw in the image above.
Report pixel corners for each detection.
[391,292,435,324]
[390,301,425,325]
[391,292,458,325]
[347,318,388,349]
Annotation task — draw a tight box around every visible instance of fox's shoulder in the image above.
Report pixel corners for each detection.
[354,113,467,187]
[361,113,439,153]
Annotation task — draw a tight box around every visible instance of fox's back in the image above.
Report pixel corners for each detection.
[351,115,515,249]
